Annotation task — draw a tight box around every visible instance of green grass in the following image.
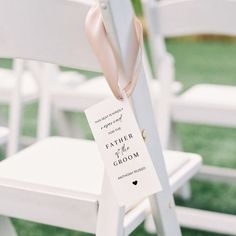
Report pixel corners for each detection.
[1,39,236,235]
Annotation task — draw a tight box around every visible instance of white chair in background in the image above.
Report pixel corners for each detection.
[36,4,182,141]
[0,60,38,113]
[36,64,109,139]
[6,60,85,152]
[1,56,93,152]
[0,0,202,235]
[142,0,236,146]
[0,59,39,156]
[142,0,236,234]
[37,51,183,141]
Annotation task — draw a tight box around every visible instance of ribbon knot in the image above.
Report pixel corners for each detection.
[85,4,143,99]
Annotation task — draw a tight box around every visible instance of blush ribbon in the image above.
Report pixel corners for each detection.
[85,4,143,99]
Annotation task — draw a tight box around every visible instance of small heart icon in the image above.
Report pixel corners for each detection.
[132,180,138,185]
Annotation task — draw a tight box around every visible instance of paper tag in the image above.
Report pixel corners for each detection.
[85,95,162,206]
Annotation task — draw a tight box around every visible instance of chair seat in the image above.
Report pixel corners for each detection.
[52,77,113,111]
[53,71,85,90]
[0,69,38,104]
[52,77,183,111]
[0,137,201,232]
[172,84,236,127]
[0,126,9,145]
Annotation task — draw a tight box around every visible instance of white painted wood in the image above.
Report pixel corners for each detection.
[37,63,53,140]
[55,111,84,138]
[197,165,236,184]
[177,206,236,235]
[144,213,156,234]
[0,0,100,72]
[0,216,18,236]
[96,175,125,236]
[130,199,236,236]
[124,200,150,235]
[172,84,236,127]
[145,152,200,234]
[48,71,176,140]
[0,137,201,198]
[0,60,38,154]
[38,29,178,140]
[0,137,201,234]
[175,183,192,200]
[150,0,236,37]
[134,66,182,235]
[0,60,38,153]
[20,136,36,147]
[154,54,175,148]
[142,0,236,131]
[51,77,111,113]
[52,76,174,112]
[0,67,38,104]
[52,109,73,137]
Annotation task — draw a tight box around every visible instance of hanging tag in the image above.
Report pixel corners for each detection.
[85,95,162,206]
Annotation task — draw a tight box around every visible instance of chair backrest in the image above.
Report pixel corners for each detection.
[0,0,182,235]
[142,0,236,67]
[144,0,236,38]
[0,0,99,71]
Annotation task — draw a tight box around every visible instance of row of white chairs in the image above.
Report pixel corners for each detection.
[0,0,235,235]
[142,0,236,234]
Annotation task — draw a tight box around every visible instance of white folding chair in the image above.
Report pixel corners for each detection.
[0,59,39,156]
[142,0,236,148]
[0,0,201,235]
[142,0,236,234]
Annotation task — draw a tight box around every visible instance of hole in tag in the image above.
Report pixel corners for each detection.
[132,180,138,185]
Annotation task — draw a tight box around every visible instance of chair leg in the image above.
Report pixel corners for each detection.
[144,214,156,234]
[37,63,52,140]
[167,123,182,151]
[176,182,192,200]
[168,124,192,200]
[7,98,23,157]
[52,108,73,137]
[96,176,125,236]
[7,60,25,156]
[53,108,85,138]
[67,114,85,138]
[0,216,18,236]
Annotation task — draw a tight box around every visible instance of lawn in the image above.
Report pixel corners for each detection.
[1,39,236,236]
